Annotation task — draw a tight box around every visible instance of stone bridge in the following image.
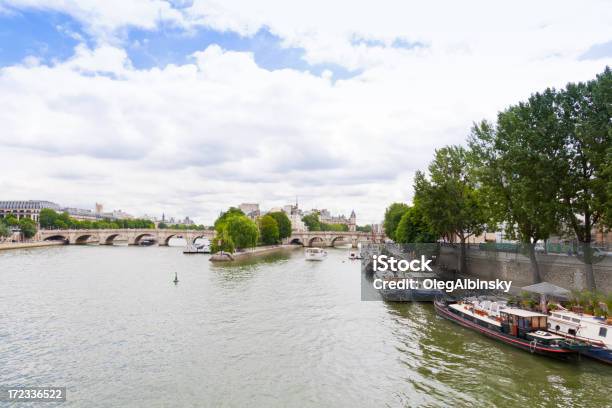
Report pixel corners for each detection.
[38,228,215,246]
[287,231,385,248]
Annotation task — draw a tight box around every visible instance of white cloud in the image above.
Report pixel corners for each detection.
[0,1,611,223]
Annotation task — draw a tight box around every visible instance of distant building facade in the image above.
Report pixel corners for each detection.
[239,203,260,219]
[0,200,61,222]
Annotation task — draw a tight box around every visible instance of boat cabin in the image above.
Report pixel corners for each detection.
[500,308,548,338]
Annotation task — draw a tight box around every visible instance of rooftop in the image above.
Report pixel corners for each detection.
[501,308,548,318]
[0,200,61,210]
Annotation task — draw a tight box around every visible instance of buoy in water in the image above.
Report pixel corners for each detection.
[173,272,179,284]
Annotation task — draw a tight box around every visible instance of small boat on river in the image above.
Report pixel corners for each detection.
[434,298,580,360]
[348,250,361,260]
[305,247,327,261]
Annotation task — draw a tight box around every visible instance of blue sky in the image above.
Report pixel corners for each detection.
[0,0,610,223]
[0,8,359,79]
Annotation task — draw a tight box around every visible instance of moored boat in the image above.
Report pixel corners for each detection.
[305,247,327,261]
[434,298,579,360]
[547,309,612,364]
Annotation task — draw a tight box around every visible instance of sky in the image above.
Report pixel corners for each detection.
[0,1,611,225]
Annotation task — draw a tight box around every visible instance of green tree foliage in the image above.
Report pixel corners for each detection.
[259,215,280,245]
[302,213,321,231]
[395,204,437,243]
[555,68,611,290]
[469,89,565,284]
[225,215,259,250]
[4,214,19,226]
[356,225,372,233]
[0,221,11,238]
[268,211,292,239]
[383,203,409,241]
[212,208,258,252]
[321,223,348,232]
[18,217,37,239]
[414,146,487,274]
[35,209,157,230]
[214,207,245,230]
[158,222,168,229]
[211,228,235,253]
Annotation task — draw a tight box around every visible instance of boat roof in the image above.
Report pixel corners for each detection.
[551,310,610,326]
[501,308,548,318]
[449,303,501,327]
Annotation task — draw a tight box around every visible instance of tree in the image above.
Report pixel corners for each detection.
[158,222,168,229]
[39,208,59,229]
[556,68,611,290]
[211,227,235,253]
[268,211,292,239]
[4,214,19,226]
[212,208,258,252]
[356,225,372,233]
[469,89,565,284]
[302,213,321,231]
[225,215,259,250]
[414,146,488,274]
[19,218,37,239]
[259,215,280,245]
[214,207,245,230]
[395,204,437,243]
[0,222,11,238]
[383,203,409,241]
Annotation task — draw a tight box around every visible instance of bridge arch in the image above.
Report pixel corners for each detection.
[74,234,95,244]
[132,233,157,246]
[102,233,125,245]
[308,236,325,247]
[161,233,185,246]
[289,238,303,246]
[330,236,350,247]
[43,234,69,243]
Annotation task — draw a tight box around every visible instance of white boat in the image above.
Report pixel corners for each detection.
[547,309,612,364]
[348,250,362,260]
[305,247,327,261]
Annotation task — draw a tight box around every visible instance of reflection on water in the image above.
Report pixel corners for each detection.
[0,246,609,407]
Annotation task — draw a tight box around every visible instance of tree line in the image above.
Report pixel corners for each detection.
[211,207,292,253]
[39,208,157,230]
[0,215,37,239]
[384,67,611,290]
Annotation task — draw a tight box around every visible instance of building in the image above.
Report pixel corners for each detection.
[315,208,357,231]
[239,203,260,219]
[0,200,61,222]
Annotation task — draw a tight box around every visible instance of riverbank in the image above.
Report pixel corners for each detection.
[0,241,65,251]
[210,244,301,262]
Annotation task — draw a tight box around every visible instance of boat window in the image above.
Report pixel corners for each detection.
[599,327,607,338]
[571,318,580,323]
[562,316,570,320]
[568,329,576,336]
[555,325,560,331]
[553,314,561,318]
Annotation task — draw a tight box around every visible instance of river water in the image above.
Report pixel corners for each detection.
[0,245,609,407]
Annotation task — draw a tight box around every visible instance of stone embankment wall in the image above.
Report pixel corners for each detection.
[438,246,612,293]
